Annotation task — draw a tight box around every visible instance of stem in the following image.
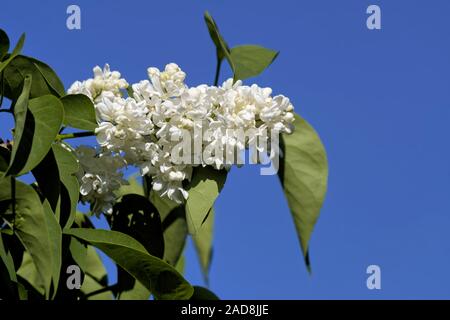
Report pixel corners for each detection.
[11,176,16,230]
[0,71,4,108]
[57,131,95,140]
[213,58,222,87]
[82,284,117,299]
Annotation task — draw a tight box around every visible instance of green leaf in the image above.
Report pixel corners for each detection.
[31,149,60,212]
[175,254,185,275]
[116,174,145,198]
[161,205,187,266]
[0,29,10,60]
[61,94,97,131]
[110,194,165,296]
[204,11,234,70]
[29,57,65,97]
[0,146,10,173]
[16,251,43,296]
[118,281,151,300]
[0,233,16,283]
[70,237,108,286]
[64,228,194,300]
[81,275,113,300]
[190,286,220,300]
[150,189,179,217]
[150,189,186,267]
[41,200,62,299]
[278,113,328,269]
[192,207,214,284]
[0,179,57,298]
[0,33,25,73]
[5,73,31,176]
[3,55,59,100]
[110,194,164,259]
[230,45,279,81]
[6,95,64,176]
[0,232,20,299]
[52,144,80,229]
[185,166,227,234]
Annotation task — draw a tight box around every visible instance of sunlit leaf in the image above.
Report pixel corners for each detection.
[81,274,113,300]
[61,94,97,131]
[0,179,57,298]
[278,113,328,269]
[185,166,227,234]
[192,207,214,284]
[230,45,278,81]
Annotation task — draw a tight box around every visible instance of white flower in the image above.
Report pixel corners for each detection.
[68,63,296,209]
[75,146,128,216]
[68,64,128,104]
[95,95,153,153]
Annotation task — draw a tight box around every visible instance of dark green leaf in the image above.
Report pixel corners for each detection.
[185,166,227,234]
[110,194,164,259]
[6,95,64,176]
[278,114,328,269]
[150,189,186,266]
[110,194,165,296]
[0,33,25,73]
[204,11,234,71]
[61,94,97,131]
[161,205,187,266]
[3,55,59,100]
[29,57,65,97]
[31,149,60,212]
[0,29,10,60]
[5,73,31,176]
[0,146,11,173]
[230,45,279,81]
[0,232,20,299]
[64,228,194,300]
[52,144,79,229]
[190,286,220,300]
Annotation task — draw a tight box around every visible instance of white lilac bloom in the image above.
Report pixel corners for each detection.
[68,64,128,103]
[75,146,128,216]
[68,63,295,208]
[95,95,154,155]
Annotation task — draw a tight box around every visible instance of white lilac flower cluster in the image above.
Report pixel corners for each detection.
[74,145,128,216]
[69,63,295,215]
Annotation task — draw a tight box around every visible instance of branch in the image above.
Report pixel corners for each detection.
[57,131,95,140]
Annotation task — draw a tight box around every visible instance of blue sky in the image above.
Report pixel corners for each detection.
[1,0,450,299]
